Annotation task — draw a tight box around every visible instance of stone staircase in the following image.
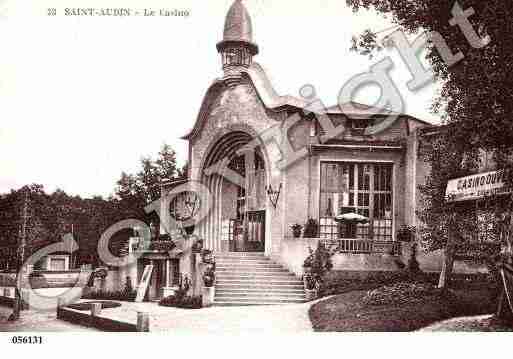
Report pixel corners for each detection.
[214,252,306,306]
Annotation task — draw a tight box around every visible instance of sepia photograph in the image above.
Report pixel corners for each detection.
[0,0,512,350]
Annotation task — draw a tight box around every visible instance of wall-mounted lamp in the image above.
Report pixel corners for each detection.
[266,183,282,208]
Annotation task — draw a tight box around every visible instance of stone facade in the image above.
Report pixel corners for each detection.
[173,0,488,283]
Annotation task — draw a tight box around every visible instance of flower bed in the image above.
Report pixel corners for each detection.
[82,289,137,302]
[66,301,122,311]
[363,281,438,306]
[159,294,202,309]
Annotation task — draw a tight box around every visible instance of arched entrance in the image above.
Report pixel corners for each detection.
[199,131,269,253]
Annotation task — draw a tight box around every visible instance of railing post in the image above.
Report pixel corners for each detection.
[137,311,150,332]
[56,297,64,318]
[20,289,29,311]
[90,302,102,327]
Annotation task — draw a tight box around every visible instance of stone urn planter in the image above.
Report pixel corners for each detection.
[305,289,317,302]
[192,238,203,253]
[290,224,303,238]
[202,286,215,308]
[184,224,195,236]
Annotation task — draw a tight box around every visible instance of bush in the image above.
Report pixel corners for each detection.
[82,289,137,302]
[203,266,215,287]
[362,281,438,306]
[28,275,49,289]
[320,270,426,297]
[303,273,316,290]
[67,301,122,311]
[396,225,416,242]
[159,290,202,309]
[303,218,319,238]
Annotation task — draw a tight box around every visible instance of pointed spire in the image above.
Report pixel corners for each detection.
[217,0,258,55]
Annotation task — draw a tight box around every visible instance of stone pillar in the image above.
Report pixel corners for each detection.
[165,260,170,287]
[91,303,102,317]
[90,302,102,327]
[137,312,150,332]
[179,238,194,295]
[20,289,30,310]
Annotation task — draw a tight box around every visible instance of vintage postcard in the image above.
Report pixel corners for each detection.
[0,0,512,353]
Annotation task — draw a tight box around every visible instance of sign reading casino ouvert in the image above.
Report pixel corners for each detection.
[446,169,513,203]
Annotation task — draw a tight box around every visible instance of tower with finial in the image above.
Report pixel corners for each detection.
[217,0,258,85]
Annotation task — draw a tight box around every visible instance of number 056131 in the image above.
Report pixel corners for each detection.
[11,336,43,344]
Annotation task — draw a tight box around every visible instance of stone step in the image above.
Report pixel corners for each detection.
[213,298,306,306]
[216,287,306,295]
[216,262,287,271]
[214,295,306,303]
[216,292,306,299]
[214,252,304,306]
[216,261,278,266]
[213,301,292,307]
[215,253,266,258]
[216,283,305,291]
[217,279,303,286]
[216,273,298,280]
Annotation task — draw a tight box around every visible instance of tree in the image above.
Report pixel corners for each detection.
[114,143,183,218]
[3,185,52,321]
[347,0,513,289]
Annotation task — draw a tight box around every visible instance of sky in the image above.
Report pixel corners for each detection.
[0,0,441,198]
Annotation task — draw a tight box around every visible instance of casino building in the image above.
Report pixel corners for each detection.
[127,1,486,305]
[181,0,429,262]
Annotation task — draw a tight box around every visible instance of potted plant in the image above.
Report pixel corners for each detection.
[201,249,214,264]
[202,266,216,287]
[184,224,195,236]
[290,223,303,238]
[396,225,416,242]
[192,238,203,253]
[303,246,314,273]
[303,218,319,238]
[303,273,317,301]
[202,266,216,308]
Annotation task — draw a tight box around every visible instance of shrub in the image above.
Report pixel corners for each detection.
[303,242,334,296]
[201,249,214,264]
[67,301,122,311]
[303,273,316,290]
[396,225,416,242]
[82,289,137,302]
[159,290,202,309]
[290,224,303,237]
[303,218,319,238]
[407,242,421,273]
[362,281,438,306]
[203,266,215,287]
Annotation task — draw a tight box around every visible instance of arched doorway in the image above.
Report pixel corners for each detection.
[199,131,269,253]
[225,152,266,252]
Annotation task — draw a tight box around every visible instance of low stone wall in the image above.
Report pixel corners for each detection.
[58,306,137,332]
[402,245,489,274]
[277,237,489,277]
[276,238,401,276]
[1,270,91,289]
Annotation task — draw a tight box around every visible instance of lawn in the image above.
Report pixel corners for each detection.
[309,287,500,332]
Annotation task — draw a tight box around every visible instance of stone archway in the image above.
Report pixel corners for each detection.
[197,130,271,254]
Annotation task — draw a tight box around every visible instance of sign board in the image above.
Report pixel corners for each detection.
[135,265,153,303]
[446,169,512,202]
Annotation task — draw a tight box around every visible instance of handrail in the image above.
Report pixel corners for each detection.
[319,238,401,255]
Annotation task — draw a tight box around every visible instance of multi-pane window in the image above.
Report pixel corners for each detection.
[320,162,393,241]
[222,47,252,68]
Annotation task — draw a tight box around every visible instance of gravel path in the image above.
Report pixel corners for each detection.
[0,305,97,332]
[88,301,314,333]
[418,314,513,332]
